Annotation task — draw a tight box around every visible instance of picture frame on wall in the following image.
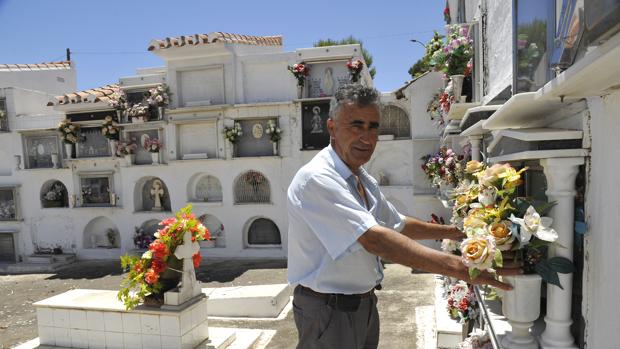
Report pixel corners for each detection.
[301,100,330,150]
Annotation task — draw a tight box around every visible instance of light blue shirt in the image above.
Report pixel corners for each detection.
[287,145,406,294]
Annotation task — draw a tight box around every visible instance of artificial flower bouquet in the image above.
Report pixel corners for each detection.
[144,138,162,153]
[421,147,467,188]
[224,122,243,144]
[458,329,493,349]
[101,115,120,140]
[126,102,149,119]
[57,119,80,144]
[147,84,171,107]
[456,160,574,287]
[108,88,127,111]
[133,226,155,250]
[346,59,364,83]
[118,205,210,310]
[115,139,138,157]
[288,63,310,87]
[447,281,478,323]
[431,24,474,76]
[265,120,282,143]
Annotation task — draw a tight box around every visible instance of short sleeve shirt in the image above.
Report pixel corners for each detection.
[287,145,406,294]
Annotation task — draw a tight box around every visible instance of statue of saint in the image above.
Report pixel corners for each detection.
[310,106,323,134]
[321,67,335,96]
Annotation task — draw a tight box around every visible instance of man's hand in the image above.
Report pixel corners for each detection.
[464,265,523,291]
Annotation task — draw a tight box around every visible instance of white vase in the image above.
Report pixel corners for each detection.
[109,139,118,157]
[64,143,73,159]
[272,142,278,156]
[151,152,159,165]
[51,153,59,169]
[158,106,164,120]
[501,274,542,349]
[226,143,234,159]
[116,110,124,123]
[124,154,135,166]
[451,74,465,103]
[297,85,303,99]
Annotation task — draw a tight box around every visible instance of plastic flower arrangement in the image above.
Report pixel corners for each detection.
[265,120,282,143]
[431,24,474,76]
[224,122,243,144]
[346,59,364,83]
[101,116,120,140]
[118,205,210,310]
[133,227,155,249]
[115,139,138,156]
[458,329,493,349]
[108,88,127,111]
[446,281,478,323]
[144,138,162,153]
[57,119,80,144]
[455,160,574,287]
[146,84,171,107]
[421,147,467,188]
[288,63,310,87]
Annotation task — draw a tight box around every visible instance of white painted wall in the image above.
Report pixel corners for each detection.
[0,64,76,96]
[582,91,620,348]
[483,0,513,103]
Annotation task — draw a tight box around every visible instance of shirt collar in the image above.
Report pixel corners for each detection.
[326,144,370,181]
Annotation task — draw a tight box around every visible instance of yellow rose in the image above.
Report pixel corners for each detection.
[463,215,487,230]
[465,160,485,174]
[487,220,515,251]
[460,235,496,271]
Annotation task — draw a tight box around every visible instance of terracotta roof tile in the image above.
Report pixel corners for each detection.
[47,84,118,107]
[0,61,71,72]
[148,32,282,51]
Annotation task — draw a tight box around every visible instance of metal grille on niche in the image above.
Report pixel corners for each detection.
[233,170,270,204]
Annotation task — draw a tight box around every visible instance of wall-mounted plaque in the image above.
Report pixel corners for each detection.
[302,101,330,150]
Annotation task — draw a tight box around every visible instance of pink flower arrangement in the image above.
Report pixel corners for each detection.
[346,59,364,83]
[144,138,162,153]
[288,63,310,87]
[446,281,478,323]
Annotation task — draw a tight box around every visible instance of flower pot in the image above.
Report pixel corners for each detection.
[108,139,118,157]
[64,143,73,159]
[272,142,278,156]
[226,143,234,159]
[501,274,542,349]
[116,109,124,123]
[151,152,159,165]
[451,74,465,103]
[297,85,303,99]
[124,154,135,166]
[132,116,145,124]
[158,106,164,120]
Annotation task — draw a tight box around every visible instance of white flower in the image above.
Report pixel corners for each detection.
[509,205,558,244]
[477,186,497,207]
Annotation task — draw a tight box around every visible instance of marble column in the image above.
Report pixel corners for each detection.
[539,157,583,349]
[469,136,482,161]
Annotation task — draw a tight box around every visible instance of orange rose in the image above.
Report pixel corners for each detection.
[144,269,159,285]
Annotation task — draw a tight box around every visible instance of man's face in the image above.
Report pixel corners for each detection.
[327,103,380,171]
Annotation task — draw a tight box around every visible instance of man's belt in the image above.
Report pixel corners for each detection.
[298,285,380,300]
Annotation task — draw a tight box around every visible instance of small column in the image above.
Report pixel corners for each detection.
[468,136,482,161]
[539,157,583,349]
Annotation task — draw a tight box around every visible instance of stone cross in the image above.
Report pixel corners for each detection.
[164,230,202,306]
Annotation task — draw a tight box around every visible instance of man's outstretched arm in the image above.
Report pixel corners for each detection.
[399,216,465,241]
[358,224,520,290]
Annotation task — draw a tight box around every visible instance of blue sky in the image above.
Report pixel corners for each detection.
[0,0,445,92]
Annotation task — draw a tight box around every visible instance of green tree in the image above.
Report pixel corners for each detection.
[314,36,376,79]
[408,31,445,79]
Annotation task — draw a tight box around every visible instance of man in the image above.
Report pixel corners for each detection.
[287,84,519,349]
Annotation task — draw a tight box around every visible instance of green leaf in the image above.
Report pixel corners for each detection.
[468,267,481,279]
[547,257,575,274]
[494,249,503,268]
[535,260,563,290]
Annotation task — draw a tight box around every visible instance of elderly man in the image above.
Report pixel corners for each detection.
[287,84,519,349]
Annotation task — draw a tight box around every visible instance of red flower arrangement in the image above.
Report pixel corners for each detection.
[446,281,478,323]
[118,205,210,309]
[346,59,364,83]
[288,63,310,87]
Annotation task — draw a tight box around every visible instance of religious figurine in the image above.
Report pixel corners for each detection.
[310,106,323,134]
[321,67,335,96]
[150,179,164,211]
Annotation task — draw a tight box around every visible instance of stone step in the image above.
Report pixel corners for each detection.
[27,254,76,264]
[203,284,291,318]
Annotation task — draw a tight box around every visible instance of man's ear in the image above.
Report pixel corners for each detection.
[327,118,335,137]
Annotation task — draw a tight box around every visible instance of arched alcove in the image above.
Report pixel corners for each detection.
[40,180,69,208]
[233,170,270,204]
[188,173,223,202]
[134,176,172,212]
[83,216,120,249]
[380,105,411,139]
[198,214,225,248]
[245,217,281,247]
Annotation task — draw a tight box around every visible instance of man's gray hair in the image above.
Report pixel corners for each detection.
[329,84,381,120]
